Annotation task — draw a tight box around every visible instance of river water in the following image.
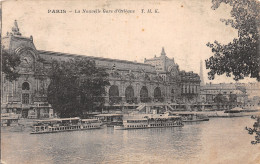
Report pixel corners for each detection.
[1,117,260,164]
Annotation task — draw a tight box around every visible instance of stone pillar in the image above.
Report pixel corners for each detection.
[136,83,140,103]
[149,85,154,101]
[105,86,110,104]
[120,83,125,103]
[165,85,168,102]
[146,106,151,114]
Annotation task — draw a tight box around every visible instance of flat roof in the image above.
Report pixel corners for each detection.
[94,114,123,117]
[34,117,80,122]
[125,118,147,120]
[81,119,99,121]
[38,50,153,67]
[170,112,197,115]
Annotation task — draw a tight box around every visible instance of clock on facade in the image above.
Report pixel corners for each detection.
[19,50,34,72]
[169,66,178,76]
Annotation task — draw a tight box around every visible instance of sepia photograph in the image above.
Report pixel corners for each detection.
[1,0,260,163]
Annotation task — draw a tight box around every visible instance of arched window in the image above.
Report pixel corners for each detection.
[109,85,119,103]
[125,85,134,103]
[22,82,30,90]
[140,86,149,103]
[154,87,162,100]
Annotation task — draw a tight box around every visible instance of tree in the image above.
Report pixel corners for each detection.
[47,58,110,118]
[245,116,260,144]
[229,93,237,103]
[1,25,21,82]
[214,93,227,103]
[214,93,228,110]
[206,0,260,81]
[2,50,21,82]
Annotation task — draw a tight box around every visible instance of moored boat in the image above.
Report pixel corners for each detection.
[1,117,19,127]
[1,113,20,126]
[216,107,244,117]
[114,113,183,130]
[223,110,242,117]
[31,117,102,134]
[81,119,103,129]
[1,113,24,132]
[170,112,209,122]
[93,114,123,127]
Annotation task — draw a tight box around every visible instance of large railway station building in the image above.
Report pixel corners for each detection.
[1,21,201,118]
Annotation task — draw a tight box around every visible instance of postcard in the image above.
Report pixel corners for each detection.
[1,0,260,163]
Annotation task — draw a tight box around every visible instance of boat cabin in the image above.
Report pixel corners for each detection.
[1,113,19,126]
[94,114,123,126]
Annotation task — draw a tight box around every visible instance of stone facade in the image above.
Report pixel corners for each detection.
[144,48,200,104]
[199,82,260,110]
[1,21,201,118]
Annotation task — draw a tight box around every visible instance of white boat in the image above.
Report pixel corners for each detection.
[1,113,20,126]
[31,117,102,134]
[1,113,24,132]
[1,117,19,127]
[81,119,103,130]
[93,114,123,127]
[217,107,244,117]
[170,112,209,122]
[114,113,183,130]
[223,110,242,117]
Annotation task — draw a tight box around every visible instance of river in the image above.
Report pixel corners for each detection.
[1,117,260,164]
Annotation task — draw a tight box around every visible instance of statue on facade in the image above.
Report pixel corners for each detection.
[110,64,121,79]
[11,20,22,36]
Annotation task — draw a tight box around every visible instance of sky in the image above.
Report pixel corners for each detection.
[2,0,258,84]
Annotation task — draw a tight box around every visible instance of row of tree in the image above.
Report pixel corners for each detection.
[47,58,110,118]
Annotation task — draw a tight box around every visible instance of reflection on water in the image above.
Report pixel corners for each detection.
[1,117,260,164]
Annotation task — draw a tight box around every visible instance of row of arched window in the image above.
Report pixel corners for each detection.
[20,82,175,104]
[108,85,175,103]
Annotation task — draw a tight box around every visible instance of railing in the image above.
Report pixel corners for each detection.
[109,96,122,105]
[126,97,138,104]
[140,97,152,103]
[153,97,164,103]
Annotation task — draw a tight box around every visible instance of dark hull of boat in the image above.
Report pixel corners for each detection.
[114,124,184,130]
[183,118,209,122]
[30,127,102,134]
